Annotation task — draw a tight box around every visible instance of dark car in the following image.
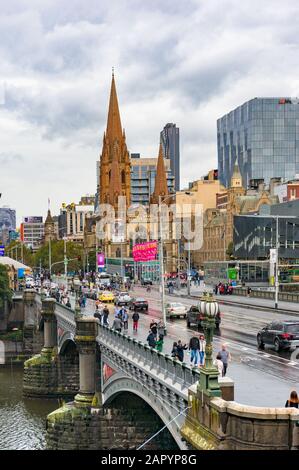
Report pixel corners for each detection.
[141,278,153,286]
[257,321,299,352]
[186,305,221,330]
[130,297,148,312]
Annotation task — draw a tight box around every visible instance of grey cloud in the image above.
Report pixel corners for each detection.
[0,152,24,165]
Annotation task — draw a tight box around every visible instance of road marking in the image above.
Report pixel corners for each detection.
[241,347,248,351]
[288,361,297,365]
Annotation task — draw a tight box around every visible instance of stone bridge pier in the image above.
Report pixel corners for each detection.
[23,298,79,398]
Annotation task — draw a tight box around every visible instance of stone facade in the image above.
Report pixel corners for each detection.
[181,384,299,450]
[46,393,178,450]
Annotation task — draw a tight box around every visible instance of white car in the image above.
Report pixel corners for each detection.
[166,302,188,319]
[115,292,132,305]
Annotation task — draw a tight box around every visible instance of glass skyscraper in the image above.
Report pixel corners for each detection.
[160,123,180,191]
[217,98,299,188]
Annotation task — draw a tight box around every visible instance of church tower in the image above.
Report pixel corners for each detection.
[151,142,169,204]
[99,73,131,209]
[44,209,57,243]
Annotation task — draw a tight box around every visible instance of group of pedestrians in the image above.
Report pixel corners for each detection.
[146,319,166,352]
[186,334,231,375]
[94,303,141,333]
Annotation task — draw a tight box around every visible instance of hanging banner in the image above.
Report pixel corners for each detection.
[97,253,105,268]
[133,241,158,262]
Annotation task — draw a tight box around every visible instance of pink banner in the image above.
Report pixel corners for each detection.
[97,253,105,267]
[133,241,158,262]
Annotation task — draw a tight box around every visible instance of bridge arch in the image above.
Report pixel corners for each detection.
[103,374,186,449]
[59,332,76,355]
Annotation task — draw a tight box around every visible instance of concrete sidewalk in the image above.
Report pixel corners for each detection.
[165,284,299,314]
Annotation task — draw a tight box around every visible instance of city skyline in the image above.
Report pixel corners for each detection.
[1,1,299,221]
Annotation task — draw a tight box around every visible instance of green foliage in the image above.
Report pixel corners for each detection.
[34,240,84,273]
[0,265,13,309]
[5,241,35,267]
[0,329,23,341]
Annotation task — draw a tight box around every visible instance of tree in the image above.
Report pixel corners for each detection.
[5,240,35,267]
[34,240,84,273]
[0,265,12,310]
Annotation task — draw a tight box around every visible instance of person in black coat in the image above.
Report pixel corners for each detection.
[147,331,156,348]
[176,340,188,362]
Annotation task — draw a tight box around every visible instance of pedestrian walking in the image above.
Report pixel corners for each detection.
[150,320,158,339]
[132,311,139,332]
[112,316,122,333]
[146,331,156,348]
[157,320,165,339]
[213,352,224,376]
[102,306,109,326]
[155,334,164,352]
[198,334,206,367]
[285,391,299,408]
[176,340,187,362]
[171,342,178,359]
[122,309,129,331]
[217,344,231,376]
[189,335,200,366]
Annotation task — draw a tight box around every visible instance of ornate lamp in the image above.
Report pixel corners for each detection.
[198,292,221,397]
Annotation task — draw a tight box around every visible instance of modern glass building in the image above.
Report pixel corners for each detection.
[131,155,175,206]
[217,98,299,188]
[160,123,180,191]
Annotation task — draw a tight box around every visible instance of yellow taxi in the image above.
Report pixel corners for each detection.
[99,291,115,303]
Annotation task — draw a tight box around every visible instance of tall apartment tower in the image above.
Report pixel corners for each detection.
[160,123,180,191]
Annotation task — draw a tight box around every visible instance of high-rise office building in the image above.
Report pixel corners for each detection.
[131,155,175,206]
[0,207,16,246]
[160,123,180,190]
[218,97,299,188]
[20,216,44,250]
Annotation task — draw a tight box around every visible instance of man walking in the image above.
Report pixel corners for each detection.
[122,308,129,331]
[189,334,200,367]
[198,334,206,367]
[132,311,139,332]
[112,316,122,333]
[102,306,109,326]
[218,344,231,376]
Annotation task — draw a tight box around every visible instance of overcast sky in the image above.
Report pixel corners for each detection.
[1,0,299,224]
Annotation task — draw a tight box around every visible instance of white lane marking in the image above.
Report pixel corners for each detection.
[242,347,248,351]
[262,354,271,357]
[288,361,297,365]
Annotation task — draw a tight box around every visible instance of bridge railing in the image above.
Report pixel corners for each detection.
[97,323,201,392]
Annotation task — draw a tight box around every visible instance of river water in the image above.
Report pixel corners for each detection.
[0,366,57,450]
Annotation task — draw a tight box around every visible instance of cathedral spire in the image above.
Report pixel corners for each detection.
[109,144,122,206]
[106,72,123,142]
[151,142,169,204]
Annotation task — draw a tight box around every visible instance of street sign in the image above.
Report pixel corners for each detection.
[270,248,277,264]
[0,245,4,256]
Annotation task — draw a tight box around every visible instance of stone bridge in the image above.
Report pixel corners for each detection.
[23,291,299,451]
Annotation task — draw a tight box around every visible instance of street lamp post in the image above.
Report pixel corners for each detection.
[198,292,221,397]
[158,191,193,332]
[187,240,191,296]
[158,195,168,333]
[274,216,279,310]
